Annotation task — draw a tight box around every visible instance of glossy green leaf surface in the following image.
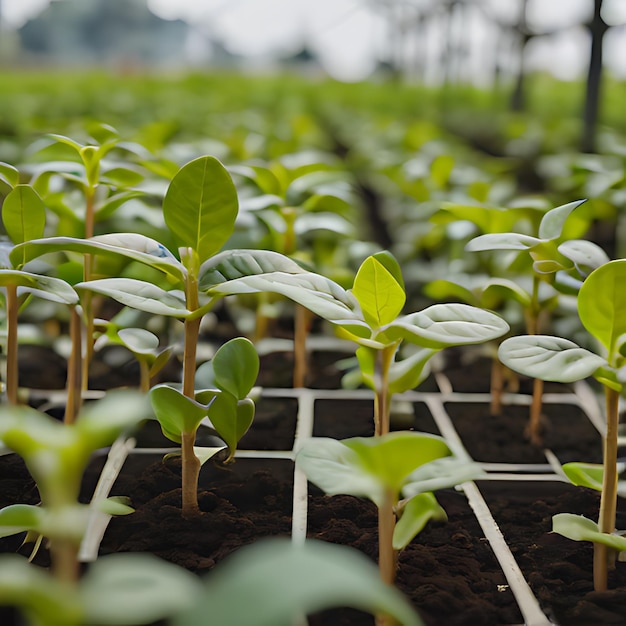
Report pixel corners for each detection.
[538,199,587,240]
[465,232,539,252]
[352,255,405,329]
[297,432,450,508]
[387,348,437,395]
[150,385,209,439]
[561,462,603,492]
[2,185,46,246]
[212,337,259,399]
[173,538,423,626]
[393,493,447,550]
[402,457,485,498]
[0,270,78,305]
[117,328,160,355]
[553,513,626,552]
[163,156,238,263]
[386,303,509,349]
[76,278,189,317]
[0,162,19,188]
[208,394,255,461]
[498,335,607,383]
[578,259,626,362]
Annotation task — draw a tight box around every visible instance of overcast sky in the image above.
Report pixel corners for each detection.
[2,0,626,81]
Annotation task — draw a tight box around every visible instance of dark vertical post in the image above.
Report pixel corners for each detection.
[582,0,608,153]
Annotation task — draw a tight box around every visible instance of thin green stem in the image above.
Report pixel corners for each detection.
[293,304,310,388]
[594,386,620,591]
[374,345,396,437]
[4,283,19,405]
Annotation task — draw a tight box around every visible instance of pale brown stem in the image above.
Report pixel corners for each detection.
[375,489,399,626]
[374,346,396,437]
[527,377,544,445]
[49,539,80,585]
[181,430,200,517]
[64,306,83,424]
[293,304,310,388]
[490,356,504,416]
[594,386,620,591]
[139,360,151,393]
[5,283,19,405]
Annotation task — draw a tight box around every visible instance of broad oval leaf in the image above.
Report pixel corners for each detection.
[352,256,405,328]
[207,394,254,461]
[552,513,626,552]
[538,199,587,240]
[212,337,259,399]
[578,259,626,361]
[163,156,238,263]
[199,248,307,290]
[0,270,78,305]
[2,185,46,247]
[81,553,202,626]
[0,504,43,538]
[118,328,160,355]
[393,492,447,551]
[465,232,539,252]
[388,348,437,395]
[76,278,189,318]
[150,385,209,438]
[498,335,607,383]
[11,235,185,283]
[561,462,603,492]
[173,538,423,626]
[386,303,509,349]
[402,457,485,498]
[0,162,19,188]
[558,239,609,274]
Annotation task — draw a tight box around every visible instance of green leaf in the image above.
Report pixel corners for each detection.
[352,256,406,328]
[212,337,259,399]
[498,335,607,383]
[388,348,437,395]
[393,492,447,550]
[371,251,405,291]
[150,385,209,438]
[430,154,454,188]
[174,538,423,626]
[0,270,78,305]
[465,232,540,252]
[81,553,202,626]
[386,303,509,349]
[117,328,160,355]
[75,278,189,318]
[0,504,43,538]
[0,555,82,624]
[561,462,604,491]
[297,432,450,508]
[552,513,626,552]
[11,235,185,283]
[578,259,626,362]
[557,240,609,274]
[163,156,238,263]
[80,146,100,188]
[0,162,19,188]
[199,248,307,290]
[97,496,135,516]
[423,280,476,306]
[538,199,587,240]
[207,394,254,461]
[481,278,532,309]
[402,457,485,497]
[2,185,46,247]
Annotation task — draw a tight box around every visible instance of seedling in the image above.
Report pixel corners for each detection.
[150,337,259,512]
[0,171,79,407]
[466,199,608,443]
[210,250,509,436]
[297,431,481,623]
[0,390,149,583]
[498,259,626,591]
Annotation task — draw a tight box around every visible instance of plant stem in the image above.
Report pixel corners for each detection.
[50,539,80,585]
[526,274,544,444]
[5,283,18,405]
[374,345,396,437]
[375,487,399,626]
[594,386,620,592]
[293,304,310,388]
[489,355,504,415]
[64,306,83,424]
[139,360,151,393]
[181,254,201,517]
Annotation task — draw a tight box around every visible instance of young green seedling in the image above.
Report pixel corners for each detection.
[150,337,259,514]
[0,174,79,407]
[466,199,608,444]
[498,259,626,591]
[297,431,482,624]
[0,390,149,584]
[209,250,510,436]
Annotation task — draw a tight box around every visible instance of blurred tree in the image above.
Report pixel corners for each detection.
[19,0,188,67]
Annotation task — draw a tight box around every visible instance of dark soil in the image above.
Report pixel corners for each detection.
[480,481,626,625]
